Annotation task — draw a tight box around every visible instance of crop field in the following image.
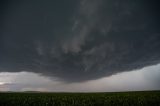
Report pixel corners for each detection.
[0,91,160,106]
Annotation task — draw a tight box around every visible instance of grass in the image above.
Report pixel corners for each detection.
[0,91,160,106]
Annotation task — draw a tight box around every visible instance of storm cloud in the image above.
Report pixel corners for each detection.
[0,0,160,82]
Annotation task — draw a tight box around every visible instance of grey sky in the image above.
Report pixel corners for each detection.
[0,0,160,91]
[0,63,160,92]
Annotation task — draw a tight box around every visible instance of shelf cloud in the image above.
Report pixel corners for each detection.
[0,0,160,82]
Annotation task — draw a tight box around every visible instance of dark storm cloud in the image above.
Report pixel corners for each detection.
[0,0,160,82]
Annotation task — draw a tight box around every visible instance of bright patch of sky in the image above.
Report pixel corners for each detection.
[0,64,160,92]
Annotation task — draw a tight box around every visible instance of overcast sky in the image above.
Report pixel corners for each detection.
[0,0,160,91]
[0,63,160,92]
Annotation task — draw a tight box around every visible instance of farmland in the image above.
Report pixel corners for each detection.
[0,91,160,106]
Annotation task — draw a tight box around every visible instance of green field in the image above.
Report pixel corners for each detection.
[0,91,160,106]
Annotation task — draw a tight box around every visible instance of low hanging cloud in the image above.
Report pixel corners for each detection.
[0,0,160,82]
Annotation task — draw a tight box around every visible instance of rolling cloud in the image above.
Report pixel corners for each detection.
[0,0,160,82]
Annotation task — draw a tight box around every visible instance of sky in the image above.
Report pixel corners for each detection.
[0,0,160,92]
